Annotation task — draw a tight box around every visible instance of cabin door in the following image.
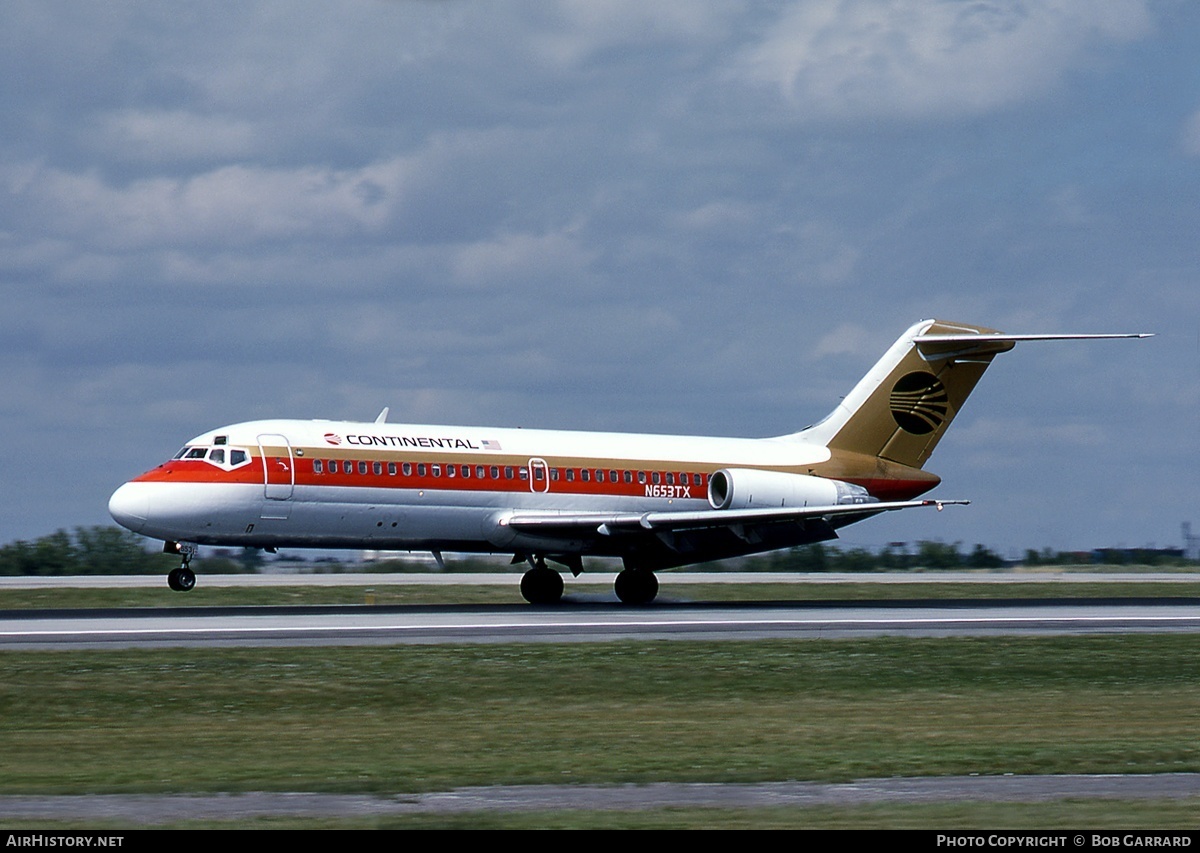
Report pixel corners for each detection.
[257,434,295,506]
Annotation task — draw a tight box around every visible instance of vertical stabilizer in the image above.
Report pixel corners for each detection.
[796,320,1011,470]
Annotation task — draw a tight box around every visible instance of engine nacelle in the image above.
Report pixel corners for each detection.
[707,468,875,511]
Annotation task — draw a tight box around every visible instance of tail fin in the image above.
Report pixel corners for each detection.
[796,320,1004,469]
[794,320,1149,470]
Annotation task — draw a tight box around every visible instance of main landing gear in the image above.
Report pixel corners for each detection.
[520,557,564,605]
[518,556,660,605]
[164,541,198,592]
[614,568,658,605]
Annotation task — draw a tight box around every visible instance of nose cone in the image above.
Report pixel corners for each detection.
[109,482,149,534]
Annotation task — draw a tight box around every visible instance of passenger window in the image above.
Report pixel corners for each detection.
[359,461,368,475]
[490,466,499,479]
[313,459,324,474]
[417,464,426,477]
[581,469,590,482]
[476,466,486,479]
[609,470,618,483]
[388,462,397,475]
[447,465,457,478]
[432,464,442,478]
[403,462,412,476]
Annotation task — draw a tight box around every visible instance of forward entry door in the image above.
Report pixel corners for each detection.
[257,433,295,505]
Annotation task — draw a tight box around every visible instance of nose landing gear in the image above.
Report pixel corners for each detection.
[164,541,198,592]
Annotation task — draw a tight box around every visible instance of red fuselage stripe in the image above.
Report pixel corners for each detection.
[132,454,933,502]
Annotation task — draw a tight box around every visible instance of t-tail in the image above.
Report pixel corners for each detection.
[794,319,1150,479]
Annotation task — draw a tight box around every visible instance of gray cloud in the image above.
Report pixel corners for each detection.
[736,0,1155,120]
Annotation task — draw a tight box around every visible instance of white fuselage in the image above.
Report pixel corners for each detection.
[109,418,839,558]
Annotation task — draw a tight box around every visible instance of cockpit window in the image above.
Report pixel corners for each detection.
[175,444,251,470]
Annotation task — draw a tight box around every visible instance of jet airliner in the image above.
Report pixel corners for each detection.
[108,319,1148,603]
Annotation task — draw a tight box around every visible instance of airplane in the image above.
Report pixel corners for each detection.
[108,319,1149,604]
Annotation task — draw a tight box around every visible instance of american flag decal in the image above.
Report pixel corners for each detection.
[481,439,503,451]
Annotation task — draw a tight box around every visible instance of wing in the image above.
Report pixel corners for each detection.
[501,499,968,571]
[505,498,967,534]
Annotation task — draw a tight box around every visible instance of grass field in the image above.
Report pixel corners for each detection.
[2,580,1198,828]
[2,639,1198,783]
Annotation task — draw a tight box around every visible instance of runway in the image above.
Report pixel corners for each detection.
[3,774,1199,823]
[3,596,1199,649]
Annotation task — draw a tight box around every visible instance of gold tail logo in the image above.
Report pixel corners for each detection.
[889,372,949,435]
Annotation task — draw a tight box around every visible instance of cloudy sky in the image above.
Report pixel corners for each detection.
[2,0,1197,558]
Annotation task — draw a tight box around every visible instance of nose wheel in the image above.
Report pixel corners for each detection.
[167,567,196,592]
[165,542,198,592]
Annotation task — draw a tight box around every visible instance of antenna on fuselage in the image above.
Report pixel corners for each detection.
[375,407,389,424]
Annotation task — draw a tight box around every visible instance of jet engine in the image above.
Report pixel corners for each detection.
[707,468,875,510]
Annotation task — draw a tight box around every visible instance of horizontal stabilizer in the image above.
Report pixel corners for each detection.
[914,332,1152,361]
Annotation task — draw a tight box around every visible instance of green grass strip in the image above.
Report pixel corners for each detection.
[1,635,1197,795]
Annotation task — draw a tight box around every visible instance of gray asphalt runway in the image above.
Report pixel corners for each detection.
[2,774,1199,823]
[2,597,1199,649]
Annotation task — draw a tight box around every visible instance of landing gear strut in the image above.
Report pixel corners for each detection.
[614,569,658,604]
[165,542,198,592]
[520,557,564,605]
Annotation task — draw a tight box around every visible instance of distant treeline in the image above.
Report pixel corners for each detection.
[0,527,252,576]
[0,527,1193,576]
[736,542,1194,572]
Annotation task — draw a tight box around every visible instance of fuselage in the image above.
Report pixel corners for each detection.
[108,417,938,558]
